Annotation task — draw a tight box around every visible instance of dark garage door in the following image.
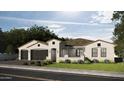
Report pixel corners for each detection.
[21,50,28,60]
[31,50,48,60]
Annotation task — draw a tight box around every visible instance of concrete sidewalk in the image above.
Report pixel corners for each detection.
[0,64,124,78]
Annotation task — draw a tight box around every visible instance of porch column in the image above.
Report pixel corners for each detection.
[47,49,51,60]
[28,50,31,61]
[56,49,59,58]
[18,49,21,60]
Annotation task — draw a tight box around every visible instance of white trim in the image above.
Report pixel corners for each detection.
[28,50,31,61]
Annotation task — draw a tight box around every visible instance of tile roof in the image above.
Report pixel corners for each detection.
[62,38,95,46]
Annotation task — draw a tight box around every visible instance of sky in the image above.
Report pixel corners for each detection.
[0,11,114,42]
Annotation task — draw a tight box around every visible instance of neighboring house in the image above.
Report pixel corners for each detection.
[18,38,115,62]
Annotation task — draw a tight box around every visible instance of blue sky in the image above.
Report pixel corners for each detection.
[0,11,114,42]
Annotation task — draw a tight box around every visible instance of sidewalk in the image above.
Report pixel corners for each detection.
[0,64,124,78]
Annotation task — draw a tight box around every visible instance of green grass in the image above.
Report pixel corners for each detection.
[45,63,124,72]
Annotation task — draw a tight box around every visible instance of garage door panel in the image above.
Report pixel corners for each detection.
[31,50,48,60]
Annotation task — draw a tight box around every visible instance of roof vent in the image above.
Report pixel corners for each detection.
[38,44,40,47]
[52,41,55,45]
[97,43,101,47]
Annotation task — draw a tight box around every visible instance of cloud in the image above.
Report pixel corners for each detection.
[91,11,113,24]
[0,16,100,26]
[58,27,113,42]
[16,26,29,30]
[94,27,114,33]
[48,24,62,28]
[48,24,65,33]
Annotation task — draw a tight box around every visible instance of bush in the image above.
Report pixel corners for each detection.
[43,61,48,65]
[23,62,28,65]
[44,59,53,64]
[59,60,65,63]
[104,59,110,64]
[71,61,78,64]
[65,59,71,64]
[77,60,84,64]
[30,61,35,65]
[85,60,91,64]
[84,57,92,64]
[40,62,45,66]
[92,59,99,63]
[35,61,41,66]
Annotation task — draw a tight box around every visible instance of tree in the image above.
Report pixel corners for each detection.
[26,25,59,41]
[5,45,14,54]
[0,28,6,53]
[112,11,124,57]
[2,25,62,53]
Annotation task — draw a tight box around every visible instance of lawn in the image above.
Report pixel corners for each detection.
[45,63,124,72]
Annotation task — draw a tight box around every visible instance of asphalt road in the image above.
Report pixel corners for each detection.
[0,67,124,81]
[0,74,39,81]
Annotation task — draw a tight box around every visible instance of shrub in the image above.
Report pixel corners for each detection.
[43,61,48,65]
[30,61,35,65]
[44,59,53,64]
[92,59,99,63]
[77,60,84,64]
[85,60,91,64]
[65,59,71,64]
[23,62,28,65]
[84,57,92,64]
[104,59,110,64]
[35,61,41,66]
[40,62,45,66]
[71,61,78,64]
[59,60,65,63]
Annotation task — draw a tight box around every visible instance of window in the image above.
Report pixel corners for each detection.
[76,49,80,57]
[80,49,84,56]
[52,41,55,45]
[92,48,98,57]
[82,47,85,52]
[97,43,101,47]
[60,48,68,57]
[101,48,107,57]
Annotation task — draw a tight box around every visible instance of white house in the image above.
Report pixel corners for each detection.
[18,38,115,62]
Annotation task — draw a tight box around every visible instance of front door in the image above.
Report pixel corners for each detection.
[51,48,56,62]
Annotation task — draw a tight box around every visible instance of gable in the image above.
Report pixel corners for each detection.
[28,42,48,49]
[18,40,48,49]
[18,40,38,49]
[85,40,115,48]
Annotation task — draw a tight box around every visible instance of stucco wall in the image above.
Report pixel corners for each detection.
[84,41,115,62]
[46,39,60,61]
[18,39,115,62]
[58,56,84,62]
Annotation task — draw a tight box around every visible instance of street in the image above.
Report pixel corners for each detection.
[0,74,39,81]
[0,67,124,81]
